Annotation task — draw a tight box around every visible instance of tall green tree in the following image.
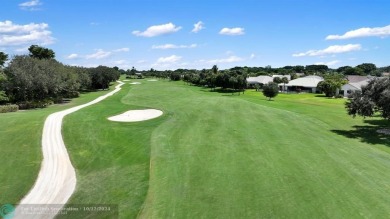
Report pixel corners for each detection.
[28,45,55,59]
[262,82,279,100]
[346,78,390,120]
[281,77,289,91]
[317,74,347,97]
[89,65,120,89]
[212,65,218,74]
[356,63,376,75]
[0,52,8,67]
[273,77,282,83]
[305,65,329,74]
[0,70,8,103]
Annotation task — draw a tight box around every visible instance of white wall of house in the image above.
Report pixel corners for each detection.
[341,84,359,97]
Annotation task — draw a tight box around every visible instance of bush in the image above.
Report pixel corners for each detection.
[63,91,80,99]
[0,104,19,113]
[17,99,54,109]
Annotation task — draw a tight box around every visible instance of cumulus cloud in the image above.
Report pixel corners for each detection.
[292,44,361,57]
[113,47,129,52]
[219,27,245,35]
[326,24,390,40]
[76,47,130,60]
[0,20,54,46]
[205,56,244,64]
[86,49,112,59]
[192,21,204,33]
[66,53,79,59]
[19,0,42,10]
[151,55,183,69]
[152,43,197,49]
[132,23,181,37]
[156,55,182,63]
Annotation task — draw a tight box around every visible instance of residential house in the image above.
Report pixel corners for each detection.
[282,75,323,93]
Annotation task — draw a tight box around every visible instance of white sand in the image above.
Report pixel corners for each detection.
[14,81,125,219]
[123,79,130,81]
[108,109,163,122]
[147,79,158,81]
[130,82,141,84]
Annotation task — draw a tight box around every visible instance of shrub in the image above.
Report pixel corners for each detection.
[0,104,19,113]
[17,99,54,109]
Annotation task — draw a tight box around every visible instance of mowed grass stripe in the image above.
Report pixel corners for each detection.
[129,81,390,218]
[59,80,389,218]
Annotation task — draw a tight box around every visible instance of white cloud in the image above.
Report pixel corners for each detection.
[132,22,182,37]
[156,55,182,63]
[192,21,204,33]
[206,56,244,64]
[86,49,112,59]
[113,47,129,52]
[326,24,390,40]
[250,53,256,59]
[66,53,79,59]
[19,0,42,10]
[315,60,340,66]
[292,44,361,57]
[152,55,182,70]
[137,60,147,64]
[219,27,245,36]
[152,43,197,49]
[113,60,126,65]
[0,20,54,46]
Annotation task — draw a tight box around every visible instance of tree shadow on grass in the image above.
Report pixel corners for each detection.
[199,87,246,96]
[331,119,390,146]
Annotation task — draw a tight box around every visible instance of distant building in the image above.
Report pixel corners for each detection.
[246,76,273,85]
[345,75,373,83]
[340,75,373,97]
[283,75,323,93]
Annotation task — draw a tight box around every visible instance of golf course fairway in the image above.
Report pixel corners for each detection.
[59,80,390,218]
[57,79,390,218]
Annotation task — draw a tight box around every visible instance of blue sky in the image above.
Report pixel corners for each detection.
[1,0,390,70]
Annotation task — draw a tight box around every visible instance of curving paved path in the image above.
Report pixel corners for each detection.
[14,81,124,219]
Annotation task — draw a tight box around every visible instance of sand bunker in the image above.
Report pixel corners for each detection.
[123,80,130,81]
[148,79,158,81]
[130,82,141,84]
[108,109,163,122]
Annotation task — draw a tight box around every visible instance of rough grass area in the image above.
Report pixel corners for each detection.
[0,85,115,206]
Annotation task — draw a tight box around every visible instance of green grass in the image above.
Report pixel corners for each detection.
[0,86,115,206]
[60,80,390,218]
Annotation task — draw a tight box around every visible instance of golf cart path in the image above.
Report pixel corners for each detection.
[14,81,124,219]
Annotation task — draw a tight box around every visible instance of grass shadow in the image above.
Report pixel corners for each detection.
[331,119,390,146]
[199,88,246,96]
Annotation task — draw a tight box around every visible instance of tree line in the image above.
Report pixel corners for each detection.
[128,62,388,81]
[0,45,120,109]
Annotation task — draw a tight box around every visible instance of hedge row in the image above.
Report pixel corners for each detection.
[17,99,54,110]
[0,105,19,113]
